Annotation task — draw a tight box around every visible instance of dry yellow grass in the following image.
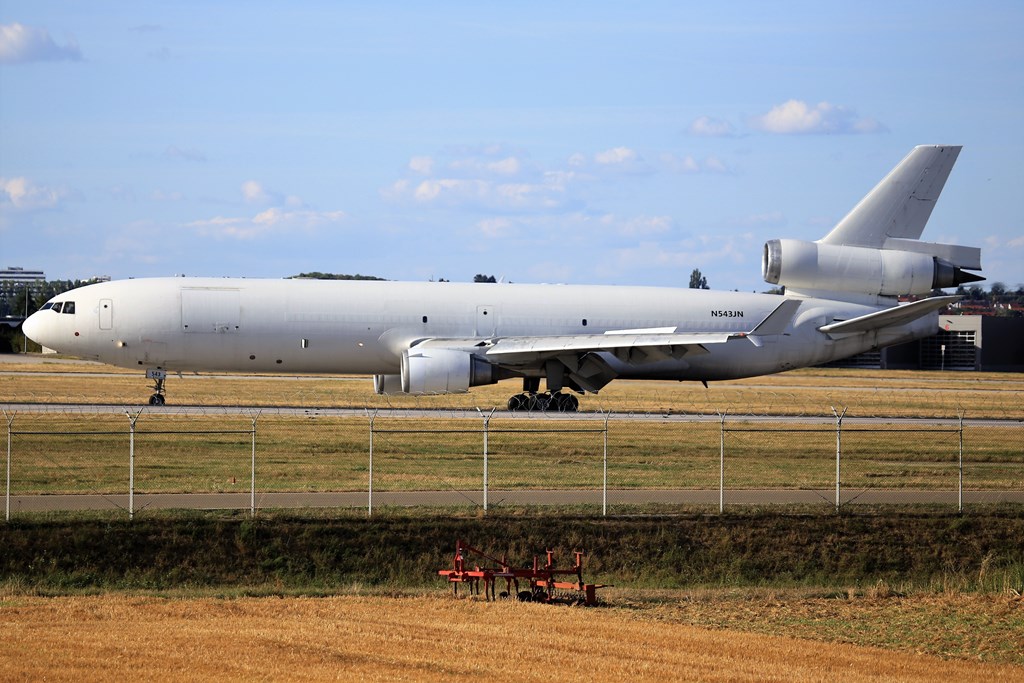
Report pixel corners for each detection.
[3,359,1023,418]
[1,595,1022,682]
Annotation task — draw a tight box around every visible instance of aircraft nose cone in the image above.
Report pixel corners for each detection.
[22,312,47,347]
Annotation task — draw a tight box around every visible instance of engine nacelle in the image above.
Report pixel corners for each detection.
[373,373,403,395]
[393,347,503,395]
[763,239,979,297]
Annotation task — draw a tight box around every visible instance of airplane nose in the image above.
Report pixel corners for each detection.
[22,312,46,347]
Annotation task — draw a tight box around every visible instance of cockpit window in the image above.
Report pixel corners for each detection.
[40,302,54,311]
[52,302,63,313]
[63,301,75,314]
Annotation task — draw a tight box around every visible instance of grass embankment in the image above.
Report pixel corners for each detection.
[3,509,1022,593]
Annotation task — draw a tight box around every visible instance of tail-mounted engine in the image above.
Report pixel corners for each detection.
[762,238,983,297]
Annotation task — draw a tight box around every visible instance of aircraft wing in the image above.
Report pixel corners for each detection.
[483,298,802,363]
[484,331,734,363]
[818,295,959,337]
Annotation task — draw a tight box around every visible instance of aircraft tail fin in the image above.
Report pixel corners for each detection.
[761,145,982,302]
[821,145,960,248]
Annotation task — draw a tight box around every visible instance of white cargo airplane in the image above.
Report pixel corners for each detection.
[24,145,982,411]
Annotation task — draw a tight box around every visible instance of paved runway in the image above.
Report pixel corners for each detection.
[5,488,1021,513]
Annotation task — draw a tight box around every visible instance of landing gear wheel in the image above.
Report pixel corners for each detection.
[146,368,168,406]
[551,393,579,413]
[528,393,550,412]
[507,394,527,411]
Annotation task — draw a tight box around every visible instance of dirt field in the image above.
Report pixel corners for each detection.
[2,595,1022,682]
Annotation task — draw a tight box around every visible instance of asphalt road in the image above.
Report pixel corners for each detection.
[3,401,1019,426]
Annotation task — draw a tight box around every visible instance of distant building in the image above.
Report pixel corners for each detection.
[825,315,1024,372]
[0,266,45,285]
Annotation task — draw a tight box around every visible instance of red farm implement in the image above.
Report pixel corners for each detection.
[437,539,608,606]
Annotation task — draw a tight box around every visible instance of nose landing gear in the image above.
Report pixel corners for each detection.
[146,368,167,406]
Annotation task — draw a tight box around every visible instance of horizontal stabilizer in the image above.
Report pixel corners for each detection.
[883,238,981,271]
[818,295,959,337]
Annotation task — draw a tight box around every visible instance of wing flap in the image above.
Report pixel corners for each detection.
[484,332,734,364]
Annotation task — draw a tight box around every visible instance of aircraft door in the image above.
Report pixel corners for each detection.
[99,299,113,330]
[476,305,496,337]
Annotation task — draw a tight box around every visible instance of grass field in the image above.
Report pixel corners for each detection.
[2,594,1022,680]
[3,357,1024,419]
[3,411,1021,495]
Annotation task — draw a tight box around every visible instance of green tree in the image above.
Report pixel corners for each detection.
[473,274,497,283]
[688,268,709,290]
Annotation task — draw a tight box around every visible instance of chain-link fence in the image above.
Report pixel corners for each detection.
[3,406,1022,519]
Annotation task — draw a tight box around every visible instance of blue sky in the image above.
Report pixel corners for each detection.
[1,2,1022,293]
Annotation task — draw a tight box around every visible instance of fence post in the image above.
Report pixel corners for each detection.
[367,409,377,517]
[126,410,143,520]
[250,411,261,519]
[4,410,13,522]
[478,408,494,511]
[832,406,846,512]
[603,411,609,517]
[958,410,965,514]
[719,412,726,514]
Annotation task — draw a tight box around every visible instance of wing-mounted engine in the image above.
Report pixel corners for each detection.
[762,238,984,298]
[374,346,514,395]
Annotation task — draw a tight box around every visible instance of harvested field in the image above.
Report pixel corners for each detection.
[2,594,1022,681]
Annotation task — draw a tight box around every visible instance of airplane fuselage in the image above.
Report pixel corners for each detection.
[24,277,935,384]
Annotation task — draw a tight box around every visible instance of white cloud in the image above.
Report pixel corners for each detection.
[1006,236,1024,249]
[448,154,526,177]
[0,176,69,210]
[409,156,434,175]
[688,116,736,137]
[406,177,567,211]
[0,23,82,64]
[750,99,885,135]
[187,208,346,240]
[594,146,638,165]
[241,180,270,203]
[239,180,305,208]
[570,147,653,175]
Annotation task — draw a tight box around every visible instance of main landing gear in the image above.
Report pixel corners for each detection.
[146,368,167,406]
[507,377,580,412]
[507,392,580,412]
